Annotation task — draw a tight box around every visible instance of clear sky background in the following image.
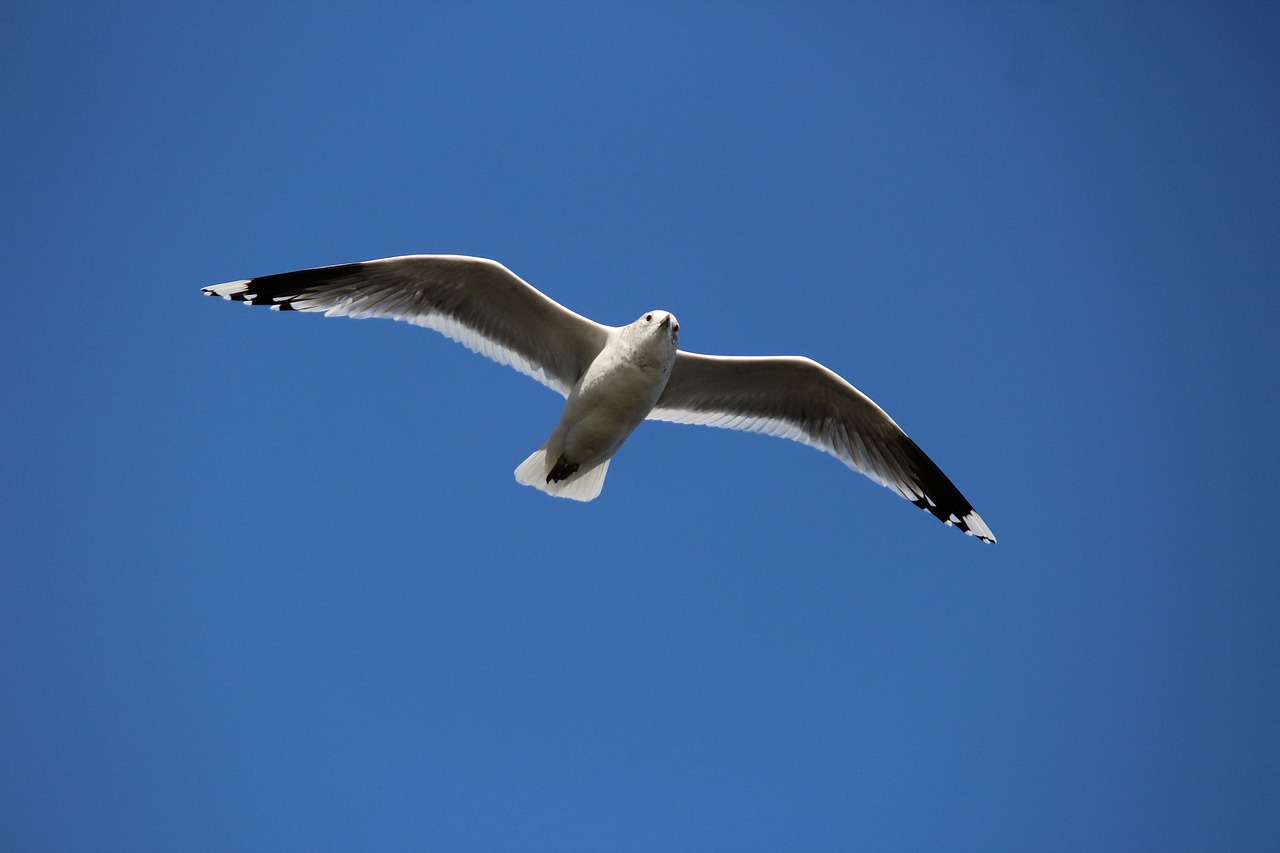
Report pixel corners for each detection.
[3,2,1278,850]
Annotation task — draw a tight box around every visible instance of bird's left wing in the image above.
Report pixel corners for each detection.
[202,255,611,396]
[650,351,995,542]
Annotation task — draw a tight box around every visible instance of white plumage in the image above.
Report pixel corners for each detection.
[204,254,995,543]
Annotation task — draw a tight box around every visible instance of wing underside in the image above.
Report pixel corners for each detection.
[203,254,611,396]
[652,352,995,542]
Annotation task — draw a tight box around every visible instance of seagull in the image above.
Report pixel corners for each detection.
[203,254,995,542]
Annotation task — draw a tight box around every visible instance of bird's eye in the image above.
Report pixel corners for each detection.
[645,314,652,322]
[673,323,679,332]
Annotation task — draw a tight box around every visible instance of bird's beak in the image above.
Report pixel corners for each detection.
[660,315,671,327]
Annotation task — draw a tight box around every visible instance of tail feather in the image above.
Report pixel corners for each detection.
[514,447,610,502]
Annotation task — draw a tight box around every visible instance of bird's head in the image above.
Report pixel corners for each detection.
[619,310,680,369]
[634,310,679,346]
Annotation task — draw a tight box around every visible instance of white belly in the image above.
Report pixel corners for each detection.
[513,311,680,501]
[549,343,671,468]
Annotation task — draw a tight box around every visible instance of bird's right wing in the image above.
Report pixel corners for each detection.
[203,255,611,396]
[651,351,995,542]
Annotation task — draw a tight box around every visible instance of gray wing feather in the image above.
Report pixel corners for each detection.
[203,255,610,396]
[651,352,995,542]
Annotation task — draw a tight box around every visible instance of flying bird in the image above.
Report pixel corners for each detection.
[203,255,995,542]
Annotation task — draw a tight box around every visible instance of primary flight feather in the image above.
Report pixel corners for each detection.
[203,254,995,542]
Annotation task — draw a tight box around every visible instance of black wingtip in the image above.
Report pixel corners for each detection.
[202,261,371,309]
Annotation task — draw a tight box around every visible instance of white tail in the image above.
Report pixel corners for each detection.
[514,447,610,502]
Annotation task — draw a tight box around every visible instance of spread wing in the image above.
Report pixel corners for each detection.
[202,254,611,396]
[651,352,995,542]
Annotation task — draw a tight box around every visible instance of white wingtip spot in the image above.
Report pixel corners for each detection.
[203,279,252,299]
[964,511,996,544]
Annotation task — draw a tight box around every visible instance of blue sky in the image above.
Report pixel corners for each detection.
[3,1,1278,850]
